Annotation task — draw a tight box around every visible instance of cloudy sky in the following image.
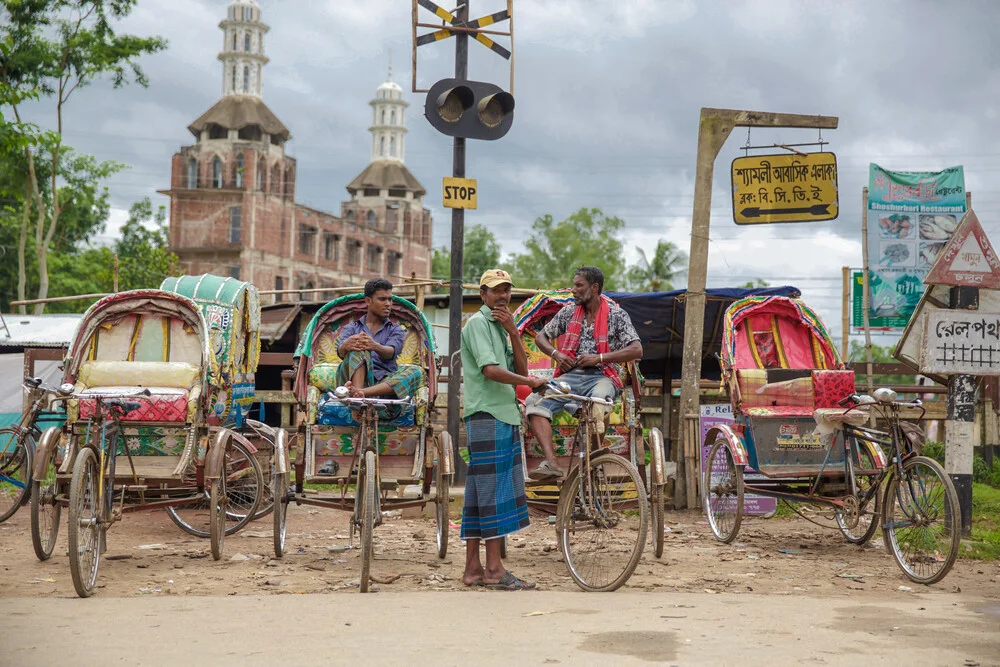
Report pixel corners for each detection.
[19,0,1000,350]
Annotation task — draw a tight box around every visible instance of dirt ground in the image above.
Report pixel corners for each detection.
[2,498,999,601]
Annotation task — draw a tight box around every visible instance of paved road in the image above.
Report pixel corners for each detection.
[2,590,998,666]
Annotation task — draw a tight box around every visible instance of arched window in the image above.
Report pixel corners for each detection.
[243,66,249,93]
[244,31,251,52]
[232,31,237,51]
[212,157,223,188]
[187,158,197,188]
[379,137,385,156]
[381,109,385,124]
[256,159,263,190]
[390,110,395,125]
[271,164,280,193]
[256,64,261,93]
[367,210,376,227]
[389,137,395,156]
[235,154,245,188]
[231,65,237,93]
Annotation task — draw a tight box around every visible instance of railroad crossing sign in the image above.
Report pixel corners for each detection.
[415,0,512,59]
[731,152,839,224]
[442,177,478,209]
[924,209,1000,289]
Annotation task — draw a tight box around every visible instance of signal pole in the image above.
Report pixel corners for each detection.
[446,1,470,474]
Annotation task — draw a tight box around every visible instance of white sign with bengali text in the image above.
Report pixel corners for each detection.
[919,310,1000,376]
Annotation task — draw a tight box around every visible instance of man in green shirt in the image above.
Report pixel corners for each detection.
[460,269,546,591]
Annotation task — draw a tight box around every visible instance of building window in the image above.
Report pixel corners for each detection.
[389,136,395,156]
[381,109,386,124]
[275,275,283,303]
[232,31,237,50]
[256,63,261,92]
[347,241,361,266]
[390,110,395,125]
[272,164,280,193]
[235,154,244,188]
[299,225,316,255]
[367,245,382,272]
[379,136,385,156]
[387,252,401,277]
[367,210,376,227]
[231,65,237,93]
[244,31,251,52]
[256,160,263,190]
[212,157,223,188]
[363,188,379,197]
[324,233,339,261]
[229,207,242,243]
[187,158,197,189]
[229,265,240,280]
[243,65,249,93]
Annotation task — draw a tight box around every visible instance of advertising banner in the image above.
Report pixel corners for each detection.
[699,404,777,515]
[866,164,966,329]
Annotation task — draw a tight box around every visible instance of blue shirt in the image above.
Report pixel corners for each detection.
[336,318,407,381]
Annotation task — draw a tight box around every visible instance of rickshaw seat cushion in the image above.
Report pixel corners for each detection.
[78,361,200,390]
[812,370,856,408]
[735,369,814,408]
[77,386,195,423]
[743,406,815,418]
[307,362,427,393]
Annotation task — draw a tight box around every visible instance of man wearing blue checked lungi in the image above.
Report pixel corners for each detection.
[460,269,547,591]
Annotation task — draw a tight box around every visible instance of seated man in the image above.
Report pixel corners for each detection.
[526,266,643,480]
[334,277,422,400]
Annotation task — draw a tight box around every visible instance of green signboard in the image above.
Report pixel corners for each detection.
[851,271,919,330]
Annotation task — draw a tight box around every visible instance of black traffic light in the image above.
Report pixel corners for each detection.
[424,78,515,140]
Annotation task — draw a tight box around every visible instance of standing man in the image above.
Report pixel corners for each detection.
[336,277,423,400]
[526,266,643,480]
[460,269,546,590]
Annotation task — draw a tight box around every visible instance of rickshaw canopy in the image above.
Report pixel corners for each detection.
[721,295,842,371]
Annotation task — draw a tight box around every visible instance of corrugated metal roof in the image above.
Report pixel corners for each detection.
[0,313,81,348]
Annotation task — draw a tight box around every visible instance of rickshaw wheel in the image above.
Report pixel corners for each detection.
[31,442,61,561]
[435,455,450,559]
[0,427,33,523]
[881,455,960,585]
[651,482,665,558]
[558,453,648,592]
[68,448,101,598]
[837,444,881,545]
[210,473,226,561]
[359,450,377,593]
[272,465,288,558]
[703,437,744,544]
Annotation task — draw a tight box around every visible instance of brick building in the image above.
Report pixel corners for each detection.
[160,0,433,301]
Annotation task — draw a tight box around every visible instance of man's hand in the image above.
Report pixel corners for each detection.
[356,333,376,351]
[527,376,548,392]
[492,306,516,334]
[552,350,576,372]
[576,353,601,369]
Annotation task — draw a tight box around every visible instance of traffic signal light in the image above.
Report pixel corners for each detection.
[424,78,515,140]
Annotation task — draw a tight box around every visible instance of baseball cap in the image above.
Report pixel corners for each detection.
[480,268,514,289]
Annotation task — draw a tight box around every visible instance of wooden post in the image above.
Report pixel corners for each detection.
[860,188,874,395]
[113,253,120,293]
[678,107,839,509]
[841,265,850,360]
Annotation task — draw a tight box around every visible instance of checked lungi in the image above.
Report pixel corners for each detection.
[335,350,424,399]
[461,411,530,541]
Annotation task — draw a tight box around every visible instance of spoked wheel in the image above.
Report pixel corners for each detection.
[0,427,33,523]
[881,455,961,585]
[434,439,450,559]
[210,473,226,561]
[272,463,288,558]
[167,439,263,538]
[359,450,377,593]
[30,439,61,561]
[68,448,101,598]
[651,482,665,558]
[558,453,648,592]
[837,444,882,545]
[703,438,744,543]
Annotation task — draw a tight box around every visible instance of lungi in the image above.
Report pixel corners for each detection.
[335,350,424,399]
[461,411,530,541]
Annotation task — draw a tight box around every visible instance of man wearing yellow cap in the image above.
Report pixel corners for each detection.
[459,269,546,590]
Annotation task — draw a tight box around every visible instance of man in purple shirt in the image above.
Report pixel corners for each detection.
[334,278,422,399]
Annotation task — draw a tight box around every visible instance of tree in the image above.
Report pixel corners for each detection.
[847,340,913,386]
[1,0,167,313]
[113,197,176,290]
[430,224,501,289]
[505,208,627,290]
[738,278,771,288]
[625,240,687,292]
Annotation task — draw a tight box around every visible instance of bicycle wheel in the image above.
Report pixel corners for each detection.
[435,441,450,559]
[210,472,226,561]
[272,462,288,558]
[558,453,648,592]
[359,449,377,593]
[882,455,961,585]
[837,443,881,545]
[703,437,744,543]
[651,482,665,558]
[167,440,263,537]
[68,448,101,598]
[30,437,61,561]
[0,427,33,523]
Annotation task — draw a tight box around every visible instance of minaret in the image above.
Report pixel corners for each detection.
[218,0,270,98]
[369,65,408,163]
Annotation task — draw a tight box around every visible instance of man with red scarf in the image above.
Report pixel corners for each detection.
[526,266,643,480]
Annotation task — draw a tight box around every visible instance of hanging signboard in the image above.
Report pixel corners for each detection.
[731,152,839,224]
[851,271,912,330]
[865,164,966,330]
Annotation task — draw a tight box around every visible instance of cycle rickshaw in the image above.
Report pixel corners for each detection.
[512,290,668,592]
[704,295,961,584]
[28,277,266,597]
[271,293,452,593]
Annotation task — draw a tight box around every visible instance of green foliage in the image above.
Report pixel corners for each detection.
[430,224,501,289]
[964,483,1000,560]
[504,208,627,291]
[922,440,945,466]
[973,454,1000,489]
[625,240,687,292]
[114,197,177,291]
[847,340,913,385]
[739,278,771,288]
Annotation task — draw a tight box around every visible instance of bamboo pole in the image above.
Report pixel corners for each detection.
[11,293,109,307]
[841,265,850,360]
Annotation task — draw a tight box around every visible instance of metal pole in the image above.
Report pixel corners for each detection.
[446,0,470,477]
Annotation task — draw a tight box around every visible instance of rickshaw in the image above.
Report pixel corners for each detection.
[28,277,265,597]
[512,290,668,592]
[704,295,961,584]
[271,293,452,593]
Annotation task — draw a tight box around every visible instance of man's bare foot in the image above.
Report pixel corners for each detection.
[344,381,364,398]
[462,567,485,586]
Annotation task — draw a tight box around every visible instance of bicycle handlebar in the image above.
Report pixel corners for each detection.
[839,391,923,409]
[326,387,411,406]
[542,381,613,406]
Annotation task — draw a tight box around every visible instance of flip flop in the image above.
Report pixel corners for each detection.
[464,579,485,587]
[486,571,536,591]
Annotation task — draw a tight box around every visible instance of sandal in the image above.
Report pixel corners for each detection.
[464,579,485,587]
[487,571,536,591]
[528,460,565,481]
